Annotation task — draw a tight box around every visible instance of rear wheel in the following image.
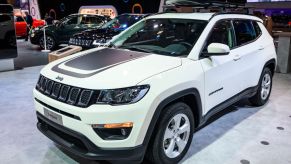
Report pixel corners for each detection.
[249,67,273,106]
[146,102,194,164]
[39,35,56,50]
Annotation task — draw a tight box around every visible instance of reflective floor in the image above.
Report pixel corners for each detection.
[0,66,290,164]
[13,40,48,69]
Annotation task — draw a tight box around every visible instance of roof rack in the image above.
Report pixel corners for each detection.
[163,0,246,9]
[209,11,256,19]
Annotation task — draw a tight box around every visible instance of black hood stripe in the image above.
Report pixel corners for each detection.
[51,48,148,78]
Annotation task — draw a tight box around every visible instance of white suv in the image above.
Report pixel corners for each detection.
[34,13,276,164]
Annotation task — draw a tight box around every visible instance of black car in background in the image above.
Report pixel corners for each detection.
[30,14,110,50]
[69,14,148,48]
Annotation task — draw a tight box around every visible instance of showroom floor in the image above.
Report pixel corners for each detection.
[13,40,49,69]
[0,66,291,164]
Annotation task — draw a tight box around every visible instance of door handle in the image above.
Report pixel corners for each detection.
[233,55,241,61]
[258,46,264,50]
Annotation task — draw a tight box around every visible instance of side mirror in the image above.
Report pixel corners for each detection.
[203,43,230,56]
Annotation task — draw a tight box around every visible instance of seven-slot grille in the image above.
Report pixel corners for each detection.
[36,75,99,108]
[69,38,93,47]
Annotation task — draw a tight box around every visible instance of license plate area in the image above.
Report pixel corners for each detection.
[43,108,63,125]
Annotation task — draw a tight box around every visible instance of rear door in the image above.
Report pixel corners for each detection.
[231,20,264,90]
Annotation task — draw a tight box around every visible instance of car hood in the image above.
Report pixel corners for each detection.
[33,24,55,32]
[73,28,121,40]
[42,48,182,89]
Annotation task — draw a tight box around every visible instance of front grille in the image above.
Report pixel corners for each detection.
[69,38,93,47]
[36,75,99,108]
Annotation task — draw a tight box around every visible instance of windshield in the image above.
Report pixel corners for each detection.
[101,14,144,29]
[113,18,207,57]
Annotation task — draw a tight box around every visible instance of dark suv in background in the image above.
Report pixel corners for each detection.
[69,14,147,48]
[30,14,110,50]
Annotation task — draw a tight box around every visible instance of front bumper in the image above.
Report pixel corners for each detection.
[33,86,155,159]
[36,112,145,161]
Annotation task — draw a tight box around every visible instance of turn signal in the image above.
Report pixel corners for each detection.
[92,122,133,129]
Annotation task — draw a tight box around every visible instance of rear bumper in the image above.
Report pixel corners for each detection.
[36,111,146,161]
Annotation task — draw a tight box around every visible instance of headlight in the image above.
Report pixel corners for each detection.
[92,38,108,46]
[92,39,100,46]
[30,33,35,37]
[97,85,149,105]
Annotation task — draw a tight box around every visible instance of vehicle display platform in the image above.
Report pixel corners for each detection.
[0,66,290,164]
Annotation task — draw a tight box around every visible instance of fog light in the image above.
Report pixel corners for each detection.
[92,122,133,140]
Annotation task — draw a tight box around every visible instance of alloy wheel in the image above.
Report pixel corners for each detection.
[261,73,271,100]
[163,113,191,158]
[40,36,55,50]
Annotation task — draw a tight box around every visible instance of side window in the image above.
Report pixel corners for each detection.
[65,16,78,25]
[91,17,103,25]
[252,21,262,37]
[80,16,103,25]
[203,20,235,52]
[233,20,256,46]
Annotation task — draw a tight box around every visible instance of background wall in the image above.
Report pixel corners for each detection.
[38,0,161,19]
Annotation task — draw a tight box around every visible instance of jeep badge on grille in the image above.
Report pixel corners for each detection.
[56,76,64,81]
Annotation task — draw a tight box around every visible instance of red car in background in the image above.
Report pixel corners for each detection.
[14,15,45,38]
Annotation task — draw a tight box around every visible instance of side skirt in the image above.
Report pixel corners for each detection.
[197,86,258,129]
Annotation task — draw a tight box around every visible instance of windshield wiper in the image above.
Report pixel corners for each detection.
[119,45,153,53]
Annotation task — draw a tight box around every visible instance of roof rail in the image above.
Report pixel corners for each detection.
[163,1,246,9]
[209,11,256,20]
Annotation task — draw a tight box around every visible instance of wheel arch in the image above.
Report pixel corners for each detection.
[142,88,203,149]
[264,58,276,75]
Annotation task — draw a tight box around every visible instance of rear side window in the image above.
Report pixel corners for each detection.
[233,20,256,46]
[252,21,262,37]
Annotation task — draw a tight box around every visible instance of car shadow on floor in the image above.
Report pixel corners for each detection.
[180,99,264,163]
[54,99,263,164]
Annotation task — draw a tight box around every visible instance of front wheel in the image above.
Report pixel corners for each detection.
[39,35,56,50]
[249,67,273,106]
[146,102,194,164]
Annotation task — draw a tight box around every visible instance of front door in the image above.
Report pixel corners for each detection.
[200,20,242,114]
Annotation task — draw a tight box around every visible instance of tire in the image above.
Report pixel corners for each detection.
[39,35,56,50]
[146,102,194,164]
[249,67,273,106]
